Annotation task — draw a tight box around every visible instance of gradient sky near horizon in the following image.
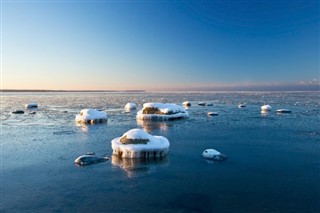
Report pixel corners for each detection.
[2,0,319,90]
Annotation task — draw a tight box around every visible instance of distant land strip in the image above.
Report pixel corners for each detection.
[0,89,146,93]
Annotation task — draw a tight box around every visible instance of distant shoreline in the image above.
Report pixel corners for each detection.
[0,89,146,93]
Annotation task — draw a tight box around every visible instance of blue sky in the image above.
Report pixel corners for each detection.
[2,0,319,90]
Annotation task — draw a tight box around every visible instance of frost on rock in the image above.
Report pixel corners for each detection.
[136,103,189,120]
[124,102,137,111]
[261,105,272,112]
[75,108,108,124]
[202,149,227,161]
[74,152,109,166]
[25,103,38,109]
[111,128,170,158]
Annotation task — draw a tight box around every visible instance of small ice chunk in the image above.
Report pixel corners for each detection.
[111,129,170,158]
[25,103,38,109]
[74,153,109,166]
[238,104,246,108]
[202,149,227,161]
[276,109,291,113]
[261,105,272,112]
[125,102,137,111]
[198,102,206,106]
[206,103,213,106]
[207,112,218,116]
[75,108,108,124]
[183,101,191,107]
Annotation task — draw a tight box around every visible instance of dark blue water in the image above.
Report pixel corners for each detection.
[1,92,319,212]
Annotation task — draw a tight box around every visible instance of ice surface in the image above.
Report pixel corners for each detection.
[75,109,108,124]
[111,129,170,158]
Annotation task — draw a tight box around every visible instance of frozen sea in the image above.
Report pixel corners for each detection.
[1,91,319,212]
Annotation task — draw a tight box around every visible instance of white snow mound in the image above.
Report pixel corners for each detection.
[75,108,108,124]
[25,103,38,108]
[261,105,272,111]
[111,128,170,158]
[125,102,137,110]
[136,102,189,120]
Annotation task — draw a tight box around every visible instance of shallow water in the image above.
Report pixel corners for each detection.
[1,91,320,212]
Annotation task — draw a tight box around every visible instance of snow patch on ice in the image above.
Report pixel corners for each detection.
[75,108,108,124]
[125,102,137,110]
[25,103,38,108]
[202,149,227,161]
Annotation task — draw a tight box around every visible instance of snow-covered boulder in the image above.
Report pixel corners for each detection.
[202,149,227,161]
[75,109,108,124]
[276,109,291,113]
[124,102,137,111]
[74,152,109,166]
[136,103,189,120]
[12,110,25,114]
[261,105,272,112]
[111,129,170,158]
[25,103,38,109]
[207,112,219,116]
[183,101,191,107]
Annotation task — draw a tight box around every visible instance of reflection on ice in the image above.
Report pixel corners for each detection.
[137,119,169,132]
[111,155,169,178]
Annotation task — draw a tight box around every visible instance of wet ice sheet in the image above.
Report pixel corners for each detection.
[1,91,320,212]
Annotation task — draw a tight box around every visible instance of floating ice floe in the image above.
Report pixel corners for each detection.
[136,103,189,120]
[198,102,206,106]
[206,103,213,106]
[261,105,272,112]
[182,101,191,107]
[202,149,227,161]
[124,102,137,111]
[74,152,110,166]
[75,108,108,124]
[238,104,246,108]
[207,112,219,116]
[276,109,292,113]
[111,128,170,158]
[12,110,24,114]
[25,103,38,109]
